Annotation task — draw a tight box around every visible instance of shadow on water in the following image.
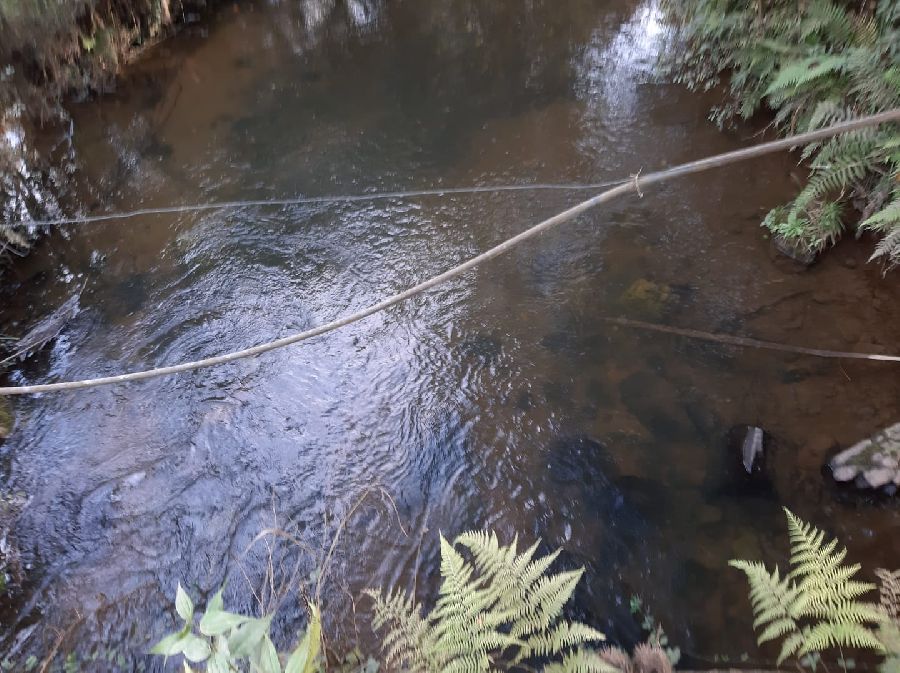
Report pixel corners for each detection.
[1,0,899,666]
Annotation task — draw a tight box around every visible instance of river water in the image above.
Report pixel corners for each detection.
[1,0,899,668]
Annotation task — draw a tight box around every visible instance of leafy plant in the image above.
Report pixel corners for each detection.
[665,0,900,268]
[151,583,323,673]
[730,508,886,665]
[366,530,608,672]
[628,596,681,667]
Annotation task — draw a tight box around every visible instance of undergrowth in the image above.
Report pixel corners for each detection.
[665,0,900,269]
[148,519,900,673]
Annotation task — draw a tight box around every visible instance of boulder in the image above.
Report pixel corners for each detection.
[829,422,900,494]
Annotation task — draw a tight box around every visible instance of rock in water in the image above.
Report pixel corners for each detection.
[741,426,764,474]
[7,289,82,362]
[829,422,900,494]
[773,234,817,266]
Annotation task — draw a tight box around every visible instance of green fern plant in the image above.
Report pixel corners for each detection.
[366,531,608,673]
[664,0,900,268]
[730,508,886,665]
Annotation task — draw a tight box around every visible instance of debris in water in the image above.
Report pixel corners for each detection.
[741,426,764,474]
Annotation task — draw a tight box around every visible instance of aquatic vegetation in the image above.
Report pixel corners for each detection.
[730,508,888,666]
[665,0,900,268]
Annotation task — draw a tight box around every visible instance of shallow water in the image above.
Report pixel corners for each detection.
[1,0,899,668]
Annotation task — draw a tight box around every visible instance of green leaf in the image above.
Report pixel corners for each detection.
[200,609,249,636]
[228,615,272,658]
[150,630,189,657]
[182,635,211,663]
[207,651,231,673]
[176,583,194,622]
[285,605,322,673]
[257,635,281,673]
[207,587,225,613]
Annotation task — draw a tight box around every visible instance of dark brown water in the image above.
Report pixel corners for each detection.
[1,0,899,668]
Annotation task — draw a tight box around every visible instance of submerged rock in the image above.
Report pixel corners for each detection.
[619,278,672,318]
[829,422,900,494]
[773,234,817,266]
[6,287,82,362]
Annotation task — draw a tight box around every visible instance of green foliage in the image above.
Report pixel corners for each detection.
[628,596,681,666]
[730,508,886,666]
[665,0,900,268]
[151,584,324,673]
[366,530,607,672]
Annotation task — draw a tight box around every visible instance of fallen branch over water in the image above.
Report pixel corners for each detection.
[1,109,898,396]
[601,317,900,362]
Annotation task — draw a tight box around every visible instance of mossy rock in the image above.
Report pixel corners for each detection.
[619,278,671,318]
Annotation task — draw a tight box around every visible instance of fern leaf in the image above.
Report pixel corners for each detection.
[544,648,619,673]
[765,54,849,96]
[800,622,886,654]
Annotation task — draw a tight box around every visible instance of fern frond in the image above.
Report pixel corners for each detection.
[765,54,849,97]
[731,510,885,665]
[368,530,605,672]
[875,568,900,620]
[860,195,900,233]
[800,622,886,654]
[544,648,619,673]
[869,221,900,268]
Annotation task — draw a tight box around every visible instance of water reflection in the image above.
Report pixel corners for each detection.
[1,0,899,667]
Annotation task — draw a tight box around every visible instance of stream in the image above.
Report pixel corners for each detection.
[1,0,899,668]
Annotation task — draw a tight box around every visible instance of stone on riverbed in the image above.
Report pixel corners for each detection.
[829,422,900,493]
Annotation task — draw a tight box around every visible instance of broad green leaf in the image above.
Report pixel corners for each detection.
[150,630,188,656]
[207,587,225,614]
[286,604,321,673]
[176,583,194,622]
[181,635,211,663]
[228,616,272,658]
[207,651,231,673]
[285,631,311,673]
[257,635,281,673]
[200,609,249,636]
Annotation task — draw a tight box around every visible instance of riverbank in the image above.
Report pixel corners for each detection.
[0,0,221,252]
[662,0,900,269]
